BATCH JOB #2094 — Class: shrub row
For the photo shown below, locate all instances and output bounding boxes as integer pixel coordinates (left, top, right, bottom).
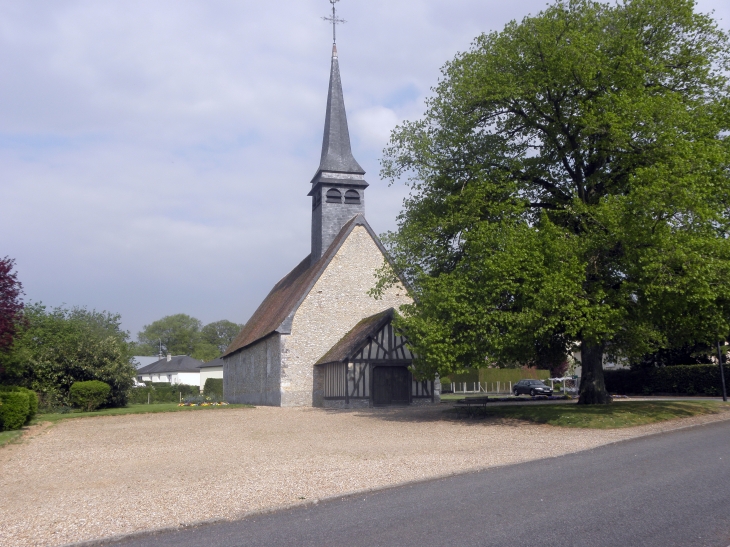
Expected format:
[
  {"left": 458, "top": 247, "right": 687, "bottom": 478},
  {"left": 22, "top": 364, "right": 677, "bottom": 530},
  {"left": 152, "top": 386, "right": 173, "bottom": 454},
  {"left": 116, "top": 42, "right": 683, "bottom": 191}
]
[
  {"left": 70, "top": 380, "right": 111, "bottom": 411},
  {"left": 128, "top": 384, "right": 200, "bottom": 404},
  {"left": 0, "top": 386, "right": 38, "bottom": 431},
  {"left": 443, "top": 368, "right": 550, "bottom": 385},
  {"left": 203, "top": 378, "right": 223, "bottom": 399},
  {"left": 604, "top": 365, "right": 730, "bottom": 396}
]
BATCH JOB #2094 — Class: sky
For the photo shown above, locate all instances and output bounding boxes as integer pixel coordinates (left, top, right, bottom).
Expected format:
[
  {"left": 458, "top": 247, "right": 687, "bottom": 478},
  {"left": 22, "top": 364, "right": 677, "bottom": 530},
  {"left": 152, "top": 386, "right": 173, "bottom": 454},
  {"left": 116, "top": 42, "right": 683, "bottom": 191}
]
[{"left": 2, "top": 0, "right": 729, "bottom": 340}]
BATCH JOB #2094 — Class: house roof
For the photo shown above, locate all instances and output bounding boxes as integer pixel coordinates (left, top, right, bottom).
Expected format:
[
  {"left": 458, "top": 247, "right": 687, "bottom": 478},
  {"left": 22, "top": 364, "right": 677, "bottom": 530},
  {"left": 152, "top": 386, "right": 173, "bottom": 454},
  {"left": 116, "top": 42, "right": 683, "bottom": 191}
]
[
  {"left": 223, "top": 214, "right": 391, "bottom": 358},
  {"left": 199, "top": 357, "right": 224, "bottom": 369},
  {"left": 316, "top": 308, "right": 394, "bottom": 365},
  {"left": 136, "top": 355, "right": 203, "bottom": 374}
]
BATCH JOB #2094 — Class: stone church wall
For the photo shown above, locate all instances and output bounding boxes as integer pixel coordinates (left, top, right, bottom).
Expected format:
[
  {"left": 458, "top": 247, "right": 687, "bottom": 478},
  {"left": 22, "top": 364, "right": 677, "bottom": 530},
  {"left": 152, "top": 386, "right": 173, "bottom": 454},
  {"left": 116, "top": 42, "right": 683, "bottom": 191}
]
[
  {"left": 281, "top": 225, "right": 412, "bottom": 407},
  {"left": 223, "top": 334, "right": 282, "bottom": 406}
]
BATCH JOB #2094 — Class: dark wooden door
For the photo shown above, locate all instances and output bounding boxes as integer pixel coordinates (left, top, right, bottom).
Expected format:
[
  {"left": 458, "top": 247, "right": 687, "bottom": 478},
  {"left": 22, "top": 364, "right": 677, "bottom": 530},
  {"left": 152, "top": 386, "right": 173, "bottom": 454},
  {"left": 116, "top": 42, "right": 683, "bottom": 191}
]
[{"left": 372, "top": 366, "right": 410, "bottom": 406}]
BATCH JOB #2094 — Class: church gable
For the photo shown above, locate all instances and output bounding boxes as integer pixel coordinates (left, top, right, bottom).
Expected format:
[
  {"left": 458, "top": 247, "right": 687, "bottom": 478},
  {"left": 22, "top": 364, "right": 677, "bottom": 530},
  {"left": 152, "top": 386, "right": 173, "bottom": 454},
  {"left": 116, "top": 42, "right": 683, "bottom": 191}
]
[{"left": 279, "top": 223, "right": 411, "bottom": 406}]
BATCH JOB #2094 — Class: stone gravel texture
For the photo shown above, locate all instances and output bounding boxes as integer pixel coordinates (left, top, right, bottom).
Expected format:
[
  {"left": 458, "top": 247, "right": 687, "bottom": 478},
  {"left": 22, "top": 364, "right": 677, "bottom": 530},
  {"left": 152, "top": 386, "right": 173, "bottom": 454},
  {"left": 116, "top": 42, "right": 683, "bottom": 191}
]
[{"left": 1, "top": 404, "right": 728, "bottom": 547}]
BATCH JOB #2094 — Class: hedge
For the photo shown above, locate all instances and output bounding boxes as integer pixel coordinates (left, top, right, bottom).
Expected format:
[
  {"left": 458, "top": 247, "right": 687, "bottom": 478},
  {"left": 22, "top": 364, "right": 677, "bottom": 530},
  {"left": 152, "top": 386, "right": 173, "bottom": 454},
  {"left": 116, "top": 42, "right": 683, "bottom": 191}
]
[
  {"left": 203, "top": 378, "right": 223, "bottom": 399},
  {"left": 0, "top": 386, "right": 38, "bottom": 421},
  {"left": 128, "top": 384, "right": 200, "bottom": 404},
  {"left": 604, "top": 365, "right": 730, "bottom": 396},
  {"left": 0, "top": 391, "right": 30, "bottom": 431},
  {"left": 70, "top": 380, "right": 111, "bottom": 411},
  {"left": 443, "top": 368, "right": 550, "bottom": 385}
]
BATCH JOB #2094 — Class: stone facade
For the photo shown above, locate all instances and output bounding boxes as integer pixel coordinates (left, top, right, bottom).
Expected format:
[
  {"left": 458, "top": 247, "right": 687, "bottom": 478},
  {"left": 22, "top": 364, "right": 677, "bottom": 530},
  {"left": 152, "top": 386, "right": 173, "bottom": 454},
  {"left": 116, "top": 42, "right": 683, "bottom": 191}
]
[
  {"left": 223, "top": 334, "right": 282, "bottom": 406},
  {"left": 280, "top": 225, "right": 412, "bottom": 407}
]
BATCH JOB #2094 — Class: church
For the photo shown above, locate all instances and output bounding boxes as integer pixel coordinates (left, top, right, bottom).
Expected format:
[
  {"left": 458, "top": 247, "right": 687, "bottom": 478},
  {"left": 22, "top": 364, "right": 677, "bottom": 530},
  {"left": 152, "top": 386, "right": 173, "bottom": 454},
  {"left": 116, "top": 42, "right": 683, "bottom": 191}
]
[{"left": 221, "top": 39, "right": 438, "bottom": 408}]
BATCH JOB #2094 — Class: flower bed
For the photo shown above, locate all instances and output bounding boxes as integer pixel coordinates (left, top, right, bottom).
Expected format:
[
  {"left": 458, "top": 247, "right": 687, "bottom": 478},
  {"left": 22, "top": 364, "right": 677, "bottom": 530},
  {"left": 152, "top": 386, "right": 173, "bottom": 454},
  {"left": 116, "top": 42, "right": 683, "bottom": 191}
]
[{"left": 177, "top": 402, "right": 229, "bottom": 407}]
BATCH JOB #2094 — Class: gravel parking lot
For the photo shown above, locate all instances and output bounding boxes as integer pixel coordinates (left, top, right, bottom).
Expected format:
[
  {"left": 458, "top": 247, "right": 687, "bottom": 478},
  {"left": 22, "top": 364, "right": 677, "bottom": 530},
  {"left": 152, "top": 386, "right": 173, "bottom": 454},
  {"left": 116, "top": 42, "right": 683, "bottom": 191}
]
[{"left": 1, "top": 404, "right": 728, "bottom": 547}]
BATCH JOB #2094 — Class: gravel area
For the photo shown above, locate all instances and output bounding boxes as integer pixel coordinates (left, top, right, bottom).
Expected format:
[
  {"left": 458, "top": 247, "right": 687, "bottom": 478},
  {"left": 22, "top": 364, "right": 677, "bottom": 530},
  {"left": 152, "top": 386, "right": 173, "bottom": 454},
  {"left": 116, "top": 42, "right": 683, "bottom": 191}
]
[{"left": 1, "top": 404, "right": 728, "bottom": 547}]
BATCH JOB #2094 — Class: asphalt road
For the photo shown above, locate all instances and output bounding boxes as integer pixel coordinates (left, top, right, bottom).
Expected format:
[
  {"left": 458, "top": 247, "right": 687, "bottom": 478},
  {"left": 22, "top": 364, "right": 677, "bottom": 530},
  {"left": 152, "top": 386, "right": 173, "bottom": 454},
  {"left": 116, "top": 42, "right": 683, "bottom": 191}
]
[{"left": 94, "top": 419, "right": 730, "bottom": 547}]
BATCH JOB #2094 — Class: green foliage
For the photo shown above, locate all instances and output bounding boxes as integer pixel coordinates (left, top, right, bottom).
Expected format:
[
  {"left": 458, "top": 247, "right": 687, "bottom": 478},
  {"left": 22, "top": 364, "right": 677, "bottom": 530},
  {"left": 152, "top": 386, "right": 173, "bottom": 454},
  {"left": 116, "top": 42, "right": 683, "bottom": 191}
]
[
  {"left": 0, "top": 391, "right": 30, "bottom": 431},
  {"left": 377, "top": 0, "right": 730, "bottom": 404},
  {"left": 604, "top": 365, "right": 730, "bottom": 395},
  {"left": 444, "top": 368, "right": 550, "bottom": 385},
  {"left": 2, "top": 303, "right": 135, "bottom": 408},
  {"left": 201, "top": 320, "right": 242, "bottom": 354},
  {"left": 128, "top": 384, "right": 200, "bottom": 404},
  {"left": 135, "top": 316, "right": 242, "bottom": 361},
  {"left": 0, "top": 386, "right": 37, "bottom": 421},
  {"left": 69, "top": 380, "right": 111, "bottom": 411},
  {"left": 203, "top": 378, "right": 223, "bottom": 399}
]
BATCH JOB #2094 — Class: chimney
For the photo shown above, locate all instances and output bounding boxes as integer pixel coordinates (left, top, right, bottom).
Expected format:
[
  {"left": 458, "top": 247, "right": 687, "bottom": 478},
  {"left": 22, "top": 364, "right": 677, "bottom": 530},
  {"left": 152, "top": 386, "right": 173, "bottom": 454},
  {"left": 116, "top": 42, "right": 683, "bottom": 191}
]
[{"left": 166, "top": 354, "right": 172, "bottom": 362}]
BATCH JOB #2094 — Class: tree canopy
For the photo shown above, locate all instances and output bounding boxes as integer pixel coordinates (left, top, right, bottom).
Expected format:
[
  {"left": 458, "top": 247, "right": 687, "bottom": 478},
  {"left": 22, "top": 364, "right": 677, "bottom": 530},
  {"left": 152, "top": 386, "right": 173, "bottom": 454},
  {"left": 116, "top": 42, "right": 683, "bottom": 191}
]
[
  {"left": 135, "top": 315, "right": 242, "bottom": 361},
  {"left": 378, "top": 0, "right": 730, "bottom": 403},
  {"left": 1, "top": 304, "right": 136, "bottom": 408}
]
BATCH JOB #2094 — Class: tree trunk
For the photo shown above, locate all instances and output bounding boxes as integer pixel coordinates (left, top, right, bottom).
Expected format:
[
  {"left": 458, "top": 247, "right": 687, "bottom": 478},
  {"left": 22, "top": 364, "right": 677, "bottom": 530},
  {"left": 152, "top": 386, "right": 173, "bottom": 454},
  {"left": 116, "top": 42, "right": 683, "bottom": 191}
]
[{"left": 578, "top": 340, "right": 611, "bottom": 404}]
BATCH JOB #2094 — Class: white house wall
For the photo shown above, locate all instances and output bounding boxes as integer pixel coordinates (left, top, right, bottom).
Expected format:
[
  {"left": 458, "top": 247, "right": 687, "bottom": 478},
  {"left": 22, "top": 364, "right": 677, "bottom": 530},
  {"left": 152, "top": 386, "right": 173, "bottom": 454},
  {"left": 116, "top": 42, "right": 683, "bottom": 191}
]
[
  {"left": 283, "top": 226, "right": 412, "bottom": 407},
  {"left": 200, "top": 367, "right": 224, "bottom": 391}
]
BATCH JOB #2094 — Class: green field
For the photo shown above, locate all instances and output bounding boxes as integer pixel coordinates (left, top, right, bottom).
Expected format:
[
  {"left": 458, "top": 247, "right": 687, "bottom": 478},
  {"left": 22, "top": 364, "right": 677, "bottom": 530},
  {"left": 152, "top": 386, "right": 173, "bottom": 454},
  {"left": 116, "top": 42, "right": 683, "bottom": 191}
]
[{"left": 452, "top": 400, "right": 727, "bottom": 429}]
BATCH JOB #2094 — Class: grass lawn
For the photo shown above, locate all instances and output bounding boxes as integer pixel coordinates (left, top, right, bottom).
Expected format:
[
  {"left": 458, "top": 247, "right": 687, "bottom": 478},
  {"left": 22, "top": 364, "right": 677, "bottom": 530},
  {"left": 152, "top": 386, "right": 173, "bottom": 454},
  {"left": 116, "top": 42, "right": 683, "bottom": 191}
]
[
  {"left": 0, "top": 403, "right": 253, "bottom": 448},
  {"left": 34, "top": 403, "right": 253, "bottom": 424},
  {"left": 0, "top": 429, "right": 24, "bottom": 448},
  {"left": 453, "top": 400, "right": 728, "bottom": 429}
]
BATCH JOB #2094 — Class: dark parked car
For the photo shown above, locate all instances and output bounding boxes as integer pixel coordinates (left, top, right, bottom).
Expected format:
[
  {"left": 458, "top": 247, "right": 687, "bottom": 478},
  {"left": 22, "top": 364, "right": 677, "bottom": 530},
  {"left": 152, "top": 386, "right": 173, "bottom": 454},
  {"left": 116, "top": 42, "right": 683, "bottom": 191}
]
[{"left": 513, "top": 379, "right": 553, "bottom": 397}]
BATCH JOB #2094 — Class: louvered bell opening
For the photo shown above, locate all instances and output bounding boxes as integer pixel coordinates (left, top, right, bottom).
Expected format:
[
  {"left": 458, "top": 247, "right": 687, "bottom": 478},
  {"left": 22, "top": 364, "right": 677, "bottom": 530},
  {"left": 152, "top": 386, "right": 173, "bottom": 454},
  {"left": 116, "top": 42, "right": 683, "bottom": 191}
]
[
  {"left": 344, "top": 189, "right": 360, "bottom": 204},
  {"left": 326, "top": 188, "right": 342, "bottom": 203}
]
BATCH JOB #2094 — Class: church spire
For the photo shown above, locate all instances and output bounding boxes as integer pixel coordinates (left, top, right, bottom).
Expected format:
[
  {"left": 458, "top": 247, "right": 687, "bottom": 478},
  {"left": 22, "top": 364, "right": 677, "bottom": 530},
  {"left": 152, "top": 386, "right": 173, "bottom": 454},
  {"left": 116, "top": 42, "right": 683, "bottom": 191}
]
[
  {"left": 309, "top": 1, "right": 368, "bottom": 264},
  {"left": 317, "top": 44, "right": 364, "bottom": 175}
]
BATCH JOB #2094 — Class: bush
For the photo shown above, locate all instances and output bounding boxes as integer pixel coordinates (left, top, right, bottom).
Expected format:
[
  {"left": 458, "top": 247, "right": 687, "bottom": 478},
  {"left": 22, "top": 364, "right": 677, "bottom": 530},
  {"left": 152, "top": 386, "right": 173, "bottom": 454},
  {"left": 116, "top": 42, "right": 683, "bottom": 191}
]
[
  {"left": 0, "top": 386, "right": 37, "bottom": 422},
  {"left": 203, "top": 378, "right": 223, "bottom": 399},
  {"left": 604, "top": 365, "right": 730, "bottom": 396},
  {"left": 128, "top": 384, "right": 200, "bottom": 404},
  {"left": 0, "top": 391, "right": 30, "bottom": 431},
  {"left": 70, "top": 380, "right": 111, "bottom": 411}
]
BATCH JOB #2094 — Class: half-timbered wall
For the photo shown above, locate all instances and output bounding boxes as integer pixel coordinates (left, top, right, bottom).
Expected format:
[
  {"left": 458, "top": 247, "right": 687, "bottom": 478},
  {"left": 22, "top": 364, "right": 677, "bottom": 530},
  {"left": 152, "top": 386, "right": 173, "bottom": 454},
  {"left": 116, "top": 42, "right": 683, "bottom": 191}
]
[{"left": 352, "top": 323, "right": 413, "bottom": 362}]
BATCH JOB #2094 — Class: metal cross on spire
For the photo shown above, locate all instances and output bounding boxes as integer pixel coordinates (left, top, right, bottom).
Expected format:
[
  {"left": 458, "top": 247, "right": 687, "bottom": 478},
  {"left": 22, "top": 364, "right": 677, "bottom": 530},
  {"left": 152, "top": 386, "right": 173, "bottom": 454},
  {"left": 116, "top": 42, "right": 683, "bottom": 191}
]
[{"left": 322, "top": 0, "right": 346, "bottom": 44}]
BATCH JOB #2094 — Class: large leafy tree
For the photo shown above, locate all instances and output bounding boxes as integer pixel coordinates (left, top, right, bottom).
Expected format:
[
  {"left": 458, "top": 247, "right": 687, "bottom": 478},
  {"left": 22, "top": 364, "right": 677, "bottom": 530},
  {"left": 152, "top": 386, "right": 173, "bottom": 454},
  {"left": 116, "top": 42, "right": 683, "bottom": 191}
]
[
  {"left": 378, "top": 0, "right": 730, "bottom": 403},
  {"left": 4, "top": 304, "right": 136, "bottom": 407}
]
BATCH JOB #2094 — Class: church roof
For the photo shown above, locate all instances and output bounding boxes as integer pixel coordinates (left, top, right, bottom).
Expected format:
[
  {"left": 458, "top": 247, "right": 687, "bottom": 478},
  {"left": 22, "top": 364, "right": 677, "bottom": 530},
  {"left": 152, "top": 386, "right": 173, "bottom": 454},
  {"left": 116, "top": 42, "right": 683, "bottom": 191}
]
[
  {"left": 315, "top": 308, "right": 394, "bottom": 365},
  {"left": 314, "top": 44, "right": 364, "bottom": 178},
  {"left": 223, "top": 214, "right": 389, "bottom": 358}
]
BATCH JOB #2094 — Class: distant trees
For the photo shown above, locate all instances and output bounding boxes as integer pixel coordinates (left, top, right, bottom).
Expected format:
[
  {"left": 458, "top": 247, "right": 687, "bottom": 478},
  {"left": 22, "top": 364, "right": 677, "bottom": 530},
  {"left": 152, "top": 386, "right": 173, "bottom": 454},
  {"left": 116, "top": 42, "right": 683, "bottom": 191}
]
[{"left": 135, "top": 315, "right": 242, "bottom": 361}]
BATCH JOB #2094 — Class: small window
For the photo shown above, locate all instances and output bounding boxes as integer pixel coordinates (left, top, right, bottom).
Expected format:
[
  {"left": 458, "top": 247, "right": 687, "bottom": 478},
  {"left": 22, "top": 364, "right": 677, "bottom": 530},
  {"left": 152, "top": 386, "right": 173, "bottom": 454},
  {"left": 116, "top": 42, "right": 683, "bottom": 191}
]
[
  {"left": 312, "top": 192, "right": 321, "bottom": 210},
  {"left": 344, "top": 189, "right": 360, "bottom": 204},
  {"left": 326, "top": 188, "right": 342, "bottom": 203}
]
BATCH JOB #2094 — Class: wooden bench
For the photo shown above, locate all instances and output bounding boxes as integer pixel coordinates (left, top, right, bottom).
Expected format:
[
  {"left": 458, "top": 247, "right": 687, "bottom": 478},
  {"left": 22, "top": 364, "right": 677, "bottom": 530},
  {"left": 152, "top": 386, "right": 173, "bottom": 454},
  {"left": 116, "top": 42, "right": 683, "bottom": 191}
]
[{"left": 454, "top": 396, "right": 489, "bottom": 417}]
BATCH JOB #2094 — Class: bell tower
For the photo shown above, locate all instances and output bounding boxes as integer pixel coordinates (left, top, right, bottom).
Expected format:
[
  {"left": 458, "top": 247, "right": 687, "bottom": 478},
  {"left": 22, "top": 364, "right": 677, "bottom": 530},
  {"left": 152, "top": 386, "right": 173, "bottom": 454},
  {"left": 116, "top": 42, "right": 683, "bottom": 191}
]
[{"left": 309, "top": 22, "right": 367, "bottom": 263}]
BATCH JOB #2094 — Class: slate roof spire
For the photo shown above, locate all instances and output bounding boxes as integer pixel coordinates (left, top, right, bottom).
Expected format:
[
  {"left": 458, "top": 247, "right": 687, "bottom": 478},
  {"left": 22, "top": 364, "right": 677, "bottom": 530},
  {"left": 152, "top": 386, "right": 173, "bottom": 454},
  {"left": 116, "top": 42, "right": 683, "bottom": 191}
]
[{"left": 316, "top": 44, "right": 365, "bottom": 176}]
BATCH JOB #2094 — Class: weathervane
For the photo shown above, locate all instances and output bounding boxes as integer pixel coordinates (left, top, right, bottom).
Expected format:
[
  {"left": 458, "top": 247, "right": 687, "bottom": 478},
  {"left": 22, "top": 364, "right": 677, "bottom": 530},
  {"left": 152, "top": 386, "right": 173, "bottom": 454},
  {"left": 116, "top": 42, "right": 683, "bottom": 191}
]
[{"left": 322, "top": 0, "right": 346, "bottom": 44}]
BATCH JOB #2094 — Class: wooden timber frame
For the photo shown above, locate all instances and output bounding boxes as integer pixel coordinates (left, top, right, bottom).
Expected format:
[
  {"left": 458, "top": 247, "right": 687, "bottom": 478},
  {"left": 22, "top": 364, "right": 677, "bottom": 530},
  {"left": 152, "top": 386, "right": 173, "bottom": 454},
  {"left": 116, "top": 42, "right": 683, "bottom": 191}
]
[{"left": 318, "top": 309, "right": 434, "bottom": 406}]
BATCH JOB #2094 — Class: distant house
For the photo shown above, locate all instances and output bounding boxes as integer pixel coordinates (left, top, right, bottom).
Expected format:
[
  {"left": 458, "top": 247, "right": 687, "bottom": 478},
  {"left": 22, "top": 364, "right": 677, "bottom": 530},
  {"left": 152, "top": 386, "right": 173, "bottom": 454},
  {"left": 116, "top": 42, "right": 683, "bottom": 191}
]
[
  {"left": 199, "top": 357, "right": 224, "bottom": 391},
  {"left": 136, "top": 355, "right": 202, "bottom": 386},
  {"left": 132, "top": 356, "right": 158, "bottom": 370}
]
